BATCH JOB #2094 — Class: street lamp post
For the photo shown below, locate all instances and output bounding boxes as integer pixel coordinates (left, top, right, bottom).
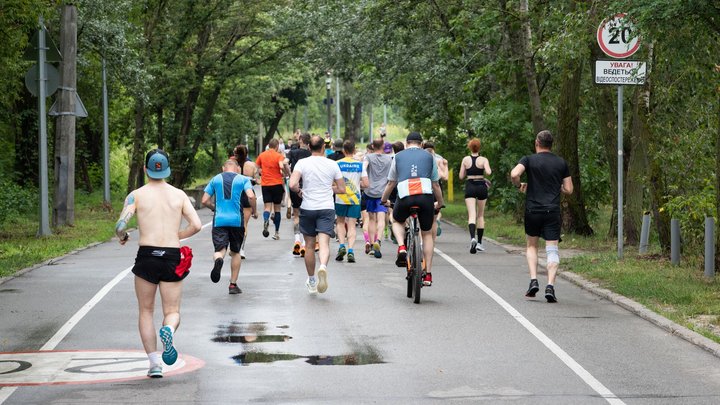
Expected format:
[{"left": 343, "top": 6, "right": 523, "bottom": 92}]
[{"left": 325, "top": 72, "right": 332, "bottom": 136}]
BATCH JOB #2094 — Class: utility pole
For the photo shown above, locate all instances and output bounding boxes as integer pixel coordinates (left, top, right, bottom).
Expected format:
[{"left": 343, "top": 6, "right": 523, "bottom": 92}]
[
  {"left": 102, "top": 58, "right": 110, "bottom": 207},
  {"left": 335, "top": 78, "right": 340, "bottom": 138},
  {"left": 53, "top": 4, "right": 78, "bottom": 226},
  {"left": 325, "top": 72, "right": 332, "bottom": 136},
  {"left": 37, "top": 17, "right": 51, "bottom": 236}
]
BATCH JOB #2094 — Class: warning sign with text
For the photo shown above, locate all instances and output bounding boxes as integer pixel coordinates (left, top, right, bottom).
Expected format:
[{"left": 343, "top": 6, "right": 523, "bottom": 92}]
[{"left": 595, "top": 60, "right": 646, "bottom": 85}]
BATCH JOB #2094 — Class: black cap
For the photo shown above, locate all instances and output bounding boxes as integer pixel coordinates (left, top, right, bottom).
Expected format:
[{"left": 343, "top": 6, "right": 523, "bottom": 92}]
[{"left": 406, "top": 132, "right": 423, "bottom": 143}]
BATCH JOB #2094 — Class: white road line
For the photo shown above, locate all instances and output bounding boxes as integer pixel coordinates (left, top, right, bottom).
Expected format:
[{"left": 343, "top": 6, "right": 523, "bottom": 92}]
[
  {"left": 0, "top": 221, "right": 211, "bottom": 404},
  {"left": 435, "top": 248, "right": 626, "bottom": 405}
]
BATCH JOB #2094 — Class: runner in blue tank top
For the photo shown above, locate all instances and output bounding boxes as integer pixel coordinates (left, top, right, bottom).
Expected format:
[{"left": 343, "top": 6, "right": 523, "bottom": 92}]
[{"left": 202, "top": 159, "right": 256, "bottom": 294}]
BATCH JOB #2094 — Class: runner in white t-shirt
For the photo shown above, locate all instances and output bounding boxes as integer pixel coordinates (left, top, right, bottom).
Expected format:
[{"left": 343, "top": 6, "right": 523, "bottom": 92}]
[{"left": 289, "top": 135, "right": 346, "bottom": 294}]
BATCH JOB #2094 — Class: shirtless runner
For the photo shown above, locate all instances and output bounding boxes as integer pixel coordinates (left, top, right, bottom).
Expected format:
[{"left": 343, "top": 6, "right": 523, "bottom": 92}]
[{"left": 115, "top": 149, "right": 202, "bottom": 378}]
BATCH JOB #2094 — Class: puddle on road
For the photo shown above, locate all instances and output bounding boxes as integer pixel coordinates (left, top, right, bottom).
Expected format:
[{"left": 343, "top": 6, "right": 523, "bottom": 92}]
[
  {"left": 0, "top": 289, "right": 20, "bottom": 294},
  {"left": 233, "top": 343, "right": 385, "bottom": 366},
  {"left": 213, "top": 321, "right": 292, "bottom": 344}
]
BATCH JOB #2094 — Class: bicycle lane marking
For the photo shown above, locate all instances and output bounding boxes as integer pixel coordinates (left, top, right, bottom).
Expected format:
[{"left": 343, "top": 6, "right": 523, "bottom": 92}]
[
  {"left": 435, "top": 248, "right": 626, "bottom": 405},
  {"left": 0, "top": 222, "right": 212, "bottom": 404}
]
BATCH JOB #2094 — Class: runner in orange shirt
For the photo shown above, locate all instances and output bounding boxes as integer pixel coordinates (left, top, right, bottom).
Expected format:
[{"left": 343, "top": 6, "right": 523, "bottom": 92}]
[{"left": 256, "top": 138, "right": 290, "bottom": 240}]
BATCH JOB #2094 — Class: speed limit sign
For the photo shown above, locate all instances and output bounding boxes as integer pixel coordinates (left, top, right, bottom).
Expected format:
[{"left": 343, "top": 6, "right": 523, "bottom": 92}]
[{"left": 597, "top": 13, "right": 640, "bottom": 59}]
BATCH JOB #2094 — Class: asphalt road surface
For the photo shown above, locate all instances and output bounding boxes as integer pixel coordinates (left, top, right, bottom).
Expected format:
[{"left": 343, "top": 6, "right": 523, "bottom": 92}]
[{"left": 2, "top": 195, "right": 720, "bottom": 404}]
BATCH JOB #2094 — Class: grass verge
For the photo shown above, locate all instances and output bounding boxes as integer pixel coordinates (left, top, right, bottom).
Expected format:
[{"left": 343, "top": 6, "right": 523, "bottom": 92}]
[
  {"left": 442, "top": 200, "right": 720, "bottom": 344},
  {"left": 0, "top": 191, "right": 124, "bottom": 278}
]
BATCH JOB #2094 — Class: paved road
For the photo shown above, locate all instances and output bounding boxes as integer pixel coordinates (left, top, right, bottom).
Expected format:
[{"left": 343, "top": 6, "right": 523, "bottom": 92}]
[{"left": 2, "top": 195, "right": 720, "bottom": 404}]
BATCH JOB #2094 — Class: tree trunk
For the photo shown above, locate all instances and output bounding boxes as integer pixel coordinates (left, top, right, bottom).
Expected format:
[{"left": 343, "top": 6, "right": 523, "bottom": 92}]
[
  {"left": 341, "top": 97, "right": 353, "bottom": 140},
  {"left": 625, "top": 87, "right": 650, "bottom": 246},
  {"left": 53, "top": 4, "right": 78, "bottom": 227},
  {"left": 519, "top": 0, "right": 545, "bottom": 134},
  {"left": 352, "top": 101, "right": 362, "bottom": 141},
  {"left": 556, "top": 57, "right": 593, "bottom": 235},
  {"left": 716, "top": 76, "right": 720, "bottom": 269}
]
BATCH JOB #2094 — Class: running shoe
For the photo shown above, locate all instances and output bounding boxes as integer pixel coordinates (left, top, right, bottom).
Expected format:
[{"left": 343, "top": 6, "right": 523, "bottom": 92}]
[
  {"left": 395, "top": 247, "right": 407, "bottom": 268},
  {"left": 240, "top": 249, "right": 246, "bottom": 259},
  {"left": 525, "top": 279, "right": 540, "bottom": 297},
  {"left": 335, "top": 246, "right": 346, "bottom": 261},
  {"left": 147, "top": 365, "right": 163, "bottom": 378},
  {"left": 286, "top": 207, "right": 292, "bottom": 219},
  {"left": 306, "top": 277, "right": 318, "bottom": 294},
  {"left": 545, "top": 285, "right": 557, "bottom": 303},
  {"left": 210, "top": 258, "right": 223, "bottom": 283},
  {"left": 272, "top": 232, "right": 280, "bottom": 240},
  {"left": 300, "top": 246, "right": 306, "bottom": 257},
  {"left": 347, "top": 252, "right": 355, "bottom": 263},
  {"left": 317, "top": 267, "right": 328, "bottom": 293},
  {"left": 478, "top": 243, "right": 485, "bottom": 252},
  {"left": 390, "top": 232, "right": 397, "bottom": 244},
  {"left": 262, "top": 220, "right": 270, "bottom": 237},
  {"left": 422, "top": 272, "right": 433, "bottom": 286},
  {"left": 373, "top": 241, "right": 382, "bottom": 258},
  {"left": 436, "top": 224, "right": 442, "bottom": 236},
  {"left": 292, "top": 242, "right": 301, "bottom": 256},
  {"left": 228, "top": 283, "right": 241, "bottom": 294},
  {"left": 159, "top": 326, "right": 177, "bottom": 365},
  {"left": 470, "top": 238, "right": 478, "bottom": 254},
  {"left": 364, "top": 242, "right": 371, "bottom": 254}
]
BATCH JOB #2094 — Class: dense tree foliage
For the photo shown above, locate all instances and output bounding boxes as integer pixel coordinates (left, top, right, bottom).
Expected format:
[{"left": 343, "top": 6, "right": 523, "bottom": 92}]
[{"left": 1, "top": 0, "right": 719, "bottom": 258}]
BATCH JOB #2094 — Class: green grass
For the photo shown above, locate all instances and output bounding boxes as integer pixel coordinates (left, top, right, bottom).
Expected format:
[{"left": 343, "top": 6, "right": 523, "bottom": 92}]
[
  {"left": 442, "top": 200, "right": 720, "bottom": 343},
  {"left": 0, "top": 191, "right": 124, "bottom": 278}
]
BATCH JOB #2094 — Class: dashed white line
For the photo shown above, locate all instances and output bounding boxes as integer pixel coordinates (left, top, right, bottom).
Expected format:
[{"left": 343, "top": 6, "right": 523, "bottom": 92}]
[{"left": 435, "top": 248, "right": 626, "bottom": 405}]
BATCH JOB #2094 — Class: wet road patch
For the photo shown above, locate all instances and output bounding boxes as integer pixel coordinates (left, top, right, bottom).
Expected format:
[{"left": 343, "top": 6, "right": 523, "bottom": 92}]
[
  {"left": 213, "top": 321, "right": 291, "bottom": 344},
  {"left": 233, "top": 343, "right": 385, "bottom": 366}
]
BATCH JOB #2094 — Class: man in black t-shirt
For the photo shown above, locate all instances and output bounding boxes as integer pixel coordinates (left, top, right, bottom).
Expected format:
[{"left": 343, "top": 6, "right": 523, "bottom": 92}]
[
  {"left": 510, "top": 130, "right": 573, "bottom": 303},
  {"left": 286, "top": 133, "right": 313, "bottom": 256}
]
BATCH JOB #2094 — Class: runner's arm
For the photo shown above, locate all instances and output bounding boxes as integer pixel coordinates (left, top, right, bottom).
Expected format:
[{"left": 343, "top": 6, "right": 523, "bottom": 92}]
[
  {"left": 510, "top": 163, "right": 526, "bottom": 192},
  {"left": 432, "top": 181, "right": 444, "bottom": 208},
  {"left": 458, "top": 157, "right": 468, "bottom": 180},
  {"left": 115, "top": 193, "right": 136, "bottom": 244},
  {"left": 381, "top": 180, "right": 397, "bottom": 205},
  {"left": 332, "top": 177, "right": 346, "bottom": 195},
  {"left": 483, "top": 156, "right": 492, "bottom": 176},
  {"left": 561, "top": 176, "right": 574, "bottom": 195},
  {"left": 246, "top": 188, "right": 258, "bottom": 218},
  {"left": 289, "top": 168, "right": 302, "bottom": 194},
  {"left": 201, "top": 192, "right": 215, "bottom": 211},
  {"left": 179, "top": 195, "right": 202, "bottom": 240}
]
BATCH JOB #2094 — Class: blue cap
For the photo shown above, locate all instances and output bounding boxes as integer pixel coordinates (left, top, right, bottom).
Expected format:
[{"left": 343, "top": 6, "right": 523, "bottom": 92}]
[{"left": 145, "top": 150, "right": 171, "bottom": 179}]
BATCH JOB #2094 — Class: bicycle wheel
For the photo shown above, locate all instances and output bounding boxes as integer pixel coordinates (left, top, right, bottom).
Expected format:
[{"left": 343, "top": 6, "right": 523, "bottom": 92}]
[
  {"left": 405, "top": 226, "right": 413, "bottom": 298},
  {"left": 413, "top": 223, "right": 423, "bottom": 304}
]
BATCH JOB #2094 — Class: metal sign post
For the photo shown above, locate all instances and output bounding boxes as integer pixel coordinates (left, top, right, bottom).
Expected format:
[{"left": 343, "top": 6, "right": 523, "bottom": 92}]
[
  {"left": 102, "top": 58, "right": 111, "bottom": 205},
  {"left": 37, "top": 17, "right": 51, "bottom": 236},
  {"left": 596, "top": 13, "right": 642, "bottom": 259}
]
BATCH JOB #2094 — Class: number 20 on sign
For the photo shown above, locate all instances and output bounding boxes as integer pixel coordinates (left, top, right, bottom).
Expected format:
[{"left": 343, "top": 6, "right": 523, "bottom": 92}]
[{"left": 597, "top": 13, "right": 640, "bottom": 59}]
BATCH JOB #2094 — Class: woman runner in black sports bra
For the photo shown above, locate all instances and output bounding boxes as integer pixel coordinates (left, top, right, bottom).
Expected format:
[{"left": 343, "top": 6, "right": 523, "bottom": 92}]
[{"left": 459, "top": 138, "right": 492, "bottom": 254}]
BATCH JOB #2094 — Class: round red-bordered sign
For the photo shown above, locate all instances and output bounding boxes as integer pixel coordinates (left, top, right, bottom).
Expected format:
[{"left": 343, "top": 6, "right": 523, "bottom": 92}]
[{"left": 597, "top": 13, "right": 640, "bottom": 59}]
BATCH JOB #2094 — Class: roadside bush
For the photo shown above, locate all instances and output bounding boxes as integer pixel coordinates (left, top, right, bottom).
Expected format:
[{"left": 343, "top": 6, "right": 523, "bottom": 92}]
[
  {"left": 662, "top": 182, "right": 715, "bottom": 253},
  {"left": 0, "top": 180, "right": 37, "bottom": 225}
]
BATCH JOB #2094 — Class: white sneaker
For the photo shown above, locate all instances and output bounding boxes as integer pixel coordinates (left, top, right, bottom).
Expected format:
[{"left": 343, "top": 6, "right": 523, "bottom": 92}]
[
  {"left": 317, "top": 267, "right": 328, "bottom": 293},
  {"left": 240, "top": 249, "right": 246, "bottom": 259},
  {"left": 306, "top": 278, "right": 318, "bottom": 294},
  {"left": 478, "top": 243, "right": 485, "bottom": 252},
  {"left": 147, "top": 365, "right": 163, "bottom": 378},
  {"left": 470, "top": 238, "right": 477, "bottom": 254}
]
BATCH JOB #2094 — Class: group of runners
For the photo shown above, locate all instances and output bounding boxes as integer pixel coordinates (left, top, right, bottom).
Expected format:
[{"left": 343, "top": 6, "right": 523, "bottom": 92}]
[{"left": 115, "top": 129, "right": 572, "bottom": 378}]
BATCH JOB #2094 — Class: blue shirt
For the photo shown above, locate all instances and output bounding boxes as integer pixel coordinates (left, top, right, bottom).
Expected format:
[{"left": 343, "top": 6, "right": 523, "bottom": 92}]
[{"left": 204, "top": 172, "right": 253, "bottom": 227}]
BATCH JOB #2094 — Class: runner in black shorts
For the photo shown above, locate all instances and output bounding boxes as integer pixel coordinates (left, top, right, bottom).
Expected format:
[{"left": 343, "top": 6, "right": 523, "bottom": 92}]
[
  {"left": 212, "top": 227, "right": 244, "bottom": 253},
  {"left": 511, "top": 130, "right": 573, "bottom": 303},
  {"left": 459, "top": 138, "right": 493, "bottom": 254},
  {"left": 132, "top": 246, "right": 187, "bottom": 284},
  {"left": 261, "top": 184, "right": 285, "bottom": 206}
]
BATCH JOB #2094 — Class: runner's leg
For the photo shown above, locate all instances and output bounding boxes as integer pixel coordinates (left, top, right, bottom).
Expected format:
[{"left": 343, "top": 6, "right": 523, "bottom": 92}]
[
  {"left": 135, "top": 276, "right": 158, "bottom": 354},
  {"left": 526, "top": 235, "right": 539, "bottom": 280}
]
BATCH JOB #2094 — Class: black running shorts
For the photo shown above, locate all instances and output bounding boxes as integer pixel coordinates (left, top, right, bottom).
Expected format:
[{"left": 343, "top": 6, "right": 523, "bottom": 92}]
[
  {"left": 261, "top": 184, "right": 285, "bottom": 205},
  {"left": 393, "top": 194, "right": 435, "bottom": 232},
  {"left": 212, "top": 226, "right": 244, "bottom": 253},
  {"left": 289, "top": 189, "right": 303, "bottom": 209},
  {"left": 132, "top": 246, "right": 185, "bottom": 284},
  {"left": 465, "top": 179, "right": 488, "bottom": 200},
  {"left": 524, "top": 209, "right": 561, "bottom": 241}
]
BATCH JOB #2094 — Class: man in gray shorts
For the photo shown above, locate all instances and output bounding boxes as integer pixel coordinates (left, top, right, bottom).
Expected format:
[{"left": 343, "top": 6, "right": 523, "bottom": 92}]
[
  {"left": 289, "top": 135, "right": 346, "bottom": 294},
  {"left": 115, "top": 149, "right": 202, "bottom": 378}
]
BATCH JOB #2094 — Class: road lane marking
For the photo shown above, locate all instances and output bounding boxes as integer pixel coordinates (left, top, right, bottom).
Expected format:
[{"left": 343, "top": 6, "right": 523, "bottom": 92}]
[
  {"left": 435, "top": 248, "right": 626, "bottom": 405},
  {"left": 0, "top": 221, "right": 211, "bottom": 404}
]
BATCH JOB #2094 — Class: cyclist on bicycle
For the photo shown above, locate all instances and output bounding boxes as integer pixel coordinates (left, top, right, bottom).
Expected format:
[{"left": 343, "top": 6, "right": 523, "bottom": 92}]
[{"left": 381, "top": 132, "right": 443, "bottom": 286}]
